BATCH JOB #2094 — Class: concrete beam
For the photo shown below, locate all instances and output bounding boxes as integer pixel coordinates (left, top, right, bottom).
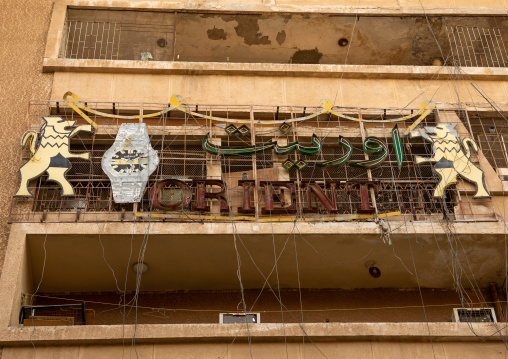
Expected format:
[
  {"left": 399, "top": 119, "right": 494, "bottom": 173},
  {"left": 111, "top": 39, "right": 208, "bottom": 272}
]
[
  {"left": 58, "top": 0, "right": 508, "bottom": 17},
  {"left": 42, "top": 58, "right": 508, "bottom": 81},
  {"left": 0, "top": 322, "right": 506, "bottom": 346},
  {"left": 11, "top": 221, "right": 508, "bottom": 236}
]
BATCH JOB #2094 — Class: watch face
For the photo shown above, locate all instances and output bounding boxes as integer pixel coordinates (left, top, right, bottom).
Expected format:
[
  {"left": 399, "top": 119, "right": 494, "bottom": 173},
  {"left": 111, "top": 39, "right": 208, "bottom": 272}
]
[{"left": 111, "top": 150, "right": 149, "bottom": 174}]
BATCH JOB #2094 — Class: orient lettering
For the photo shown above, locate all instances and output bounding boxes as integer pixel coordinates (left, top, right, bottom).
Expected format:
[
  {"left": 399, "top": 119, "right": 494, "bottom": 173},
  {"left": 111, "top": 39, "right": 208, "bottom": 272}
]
[
  {"left": 346, "top": 181, "right": 380, "bottom": 214},
  {"left": 150, "top": 179, "right": 192, "bottom": 210},
  {"left": 149, "top": 179, "right": 382, "bottom": 215},
  {"left": 260, "top": 181, "right": 297, "bottom": 214},
  {"left": 193, "top": 180, "right": 229, "bottom": 212},
  {"left": 238, "top": 180, "right": 255, "bottom": 214},
  {"left": 304, "top": 182, "right": 339, "bottom": 214}
]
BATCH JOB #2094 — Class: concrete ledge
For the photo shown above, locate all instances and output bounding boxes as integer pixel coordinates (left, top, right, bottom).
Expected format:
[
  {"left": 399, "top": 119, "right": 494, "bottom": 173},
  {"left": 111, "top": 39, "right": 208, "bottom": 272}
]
[
  {"left": 0, "top": 322, "right": 506, "bottom": 346},
  {"left": 62, "top": 0, "right": 508, "bottom": 16},
  {"left": 42, "top": 58, "right": 508, "bottom": 80},
  {"left": 9, "top": 221, "right": 508, "bottom": 237}
]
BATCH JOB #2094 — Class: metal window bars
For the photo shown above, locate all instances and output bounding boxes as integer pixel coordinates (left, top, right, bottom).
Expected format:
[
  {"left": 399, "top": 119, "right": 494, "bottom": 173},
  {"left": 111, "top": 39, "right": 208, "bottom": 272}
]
[
  {"left": 446, "top": 25, "right": 508, "bottom": 68},
  {"left": 61, "top": 10, "right": 178, "bottom": 61},
  {"left": 62, "top": 20, "right": 122, "bottom": 60}
]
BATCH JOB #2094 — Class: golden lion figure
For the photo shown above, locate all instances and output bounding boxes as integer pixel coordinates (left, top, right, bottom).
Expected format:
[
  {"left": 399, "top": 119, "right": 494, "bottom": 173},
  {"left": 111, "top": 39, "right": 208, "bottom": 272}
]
[
  {"left": 410, "top": 123, "right": 490, "bottom": 199},
  {"left": 15, "top": 117, "right": 92, "bottom": 197}
]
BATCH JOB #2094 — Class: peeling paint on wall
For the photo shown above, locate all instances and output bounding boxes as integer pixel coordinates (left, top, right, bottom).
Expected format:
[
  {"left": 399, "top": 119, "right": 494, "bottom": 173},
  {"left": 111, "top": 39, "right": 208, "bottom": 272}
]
[
  {"left": 410, "top": 17, "right": 445, "bottom": 66},
  {"left": 276, "top": 30, "right": 286, "bottom": 45},
  {"left": 224, "top": 15, "right": 271, "bottom": 46},
  {"left": 176, "top": 13, "right": 454, "bottom": 65},
  {"left": 291, "top": 48, "right": 323, "bottom": 64},
  {"left": 207, "top": 27, "right": 227, "bottom": 40}
]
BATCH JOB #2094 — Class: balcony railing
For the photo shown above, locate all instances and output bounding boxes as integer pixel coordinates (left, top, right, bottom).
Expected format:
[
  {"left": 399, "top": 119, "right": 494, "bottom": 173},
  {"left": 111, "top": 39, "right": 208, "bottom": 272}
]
[{"left": 9, "top": 99, "right": 502, "bottom": 223}]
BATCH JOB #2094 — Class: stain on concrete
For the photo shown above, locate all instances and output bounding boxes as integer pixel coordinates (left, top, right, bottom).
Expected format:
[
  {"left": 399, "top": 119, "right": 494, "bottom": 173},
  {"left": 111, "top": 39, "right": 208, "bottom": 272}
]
[
  {"left": 410, "top": 17, "right": 445, "bottom": 66},
  {"left": 276, "top": 30, "right": 286, "bottom": 46},
  {"left": 291, "top": 48, "right": 323, "bottom": 64},
  {"left": 220, "top": 14, "right": 237, "bottom": 23},
  {"left": 207, "top": 27, "right": 227, "bottom": 41},
  {"left": 220, "top": 15, "right": 271, "bottom": 46}
]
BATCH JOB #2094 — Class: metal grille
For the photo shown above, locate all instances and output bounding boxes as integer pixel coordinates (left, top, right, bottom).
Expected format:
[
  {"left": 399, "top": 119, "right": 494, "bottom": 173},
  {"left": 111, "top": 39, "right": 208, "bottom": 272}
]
[
  {"left": 455, "top": 308, "right": 495, "bottom": 323},
  {"left": 466, "top": 112, "right": 508, "bottom": 173},
  {"left": 446, "top": 25, "right": 508, "bottom": 67},
  {"left": 220, "top": 313, "right": 259, "bottom": 324}
]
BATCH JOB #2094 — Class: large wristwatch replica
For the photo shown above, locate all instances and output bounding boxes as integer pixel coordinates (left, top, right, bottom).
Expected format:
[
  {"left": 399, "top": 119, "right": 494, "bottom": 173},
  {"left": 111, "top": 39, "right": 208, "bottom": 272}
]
[{"left": 102, "top": 123, "right": 159, "bottom": 203}]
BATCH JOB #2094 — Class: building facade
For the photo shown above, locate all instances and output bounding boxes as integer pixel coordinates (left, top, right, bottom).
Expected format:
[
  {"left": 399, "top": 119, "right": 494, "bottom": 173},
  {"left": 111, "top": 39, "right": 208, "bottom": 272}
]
[{"left": 0, "top": 0, "right": 508, "bottom": 358}]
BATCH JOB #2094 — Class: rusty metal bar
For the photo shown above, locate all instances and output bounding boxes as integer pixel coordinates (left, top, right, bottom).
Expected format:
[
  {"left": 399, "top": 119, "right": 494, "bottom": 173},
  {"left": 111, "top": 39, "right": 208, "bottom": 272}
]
[
  {"left": 172, "top": 12, "right": 177, "bottom": 62},
  {"left": 490, "top": 282, "right": 506, "bottom": 322}
]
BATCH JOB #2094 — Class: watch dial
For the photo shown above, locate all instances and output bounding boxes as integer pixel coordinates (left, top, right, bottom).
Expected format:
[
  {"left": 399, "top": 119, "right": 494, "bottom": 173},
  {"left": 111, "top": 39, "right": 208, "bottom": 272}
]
[{"left": 111, "top": 150, "right": 149, "bottom": 174}]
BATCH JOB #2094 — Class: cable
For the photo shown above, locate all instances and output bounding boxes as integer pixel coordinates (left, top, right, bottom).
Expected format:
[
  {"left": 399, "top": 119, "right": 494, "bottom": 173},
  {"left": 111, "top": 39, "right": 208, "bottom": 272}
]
[
  {"left": 443, "top": 65, "right": 508, "bottom": 348},
  {"left": 27, "top": 293, "right": 508, "bottom": 314},
  {"left": 28, "top": 222, "right": 49, "bottom": 359},
  {"left": 411, "top": 2, "right": 508, "bottom": 351}
]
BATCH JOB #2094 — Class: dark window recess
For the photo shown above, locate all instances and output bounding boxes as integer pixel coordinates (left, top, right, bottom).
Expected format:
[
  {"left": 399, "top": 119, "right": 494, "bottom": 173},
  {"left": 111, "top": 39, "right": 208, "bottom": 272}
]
[
  {"left": 221, "top": 313, "right": 259, "bottom": 324},
  {"left": 19, "top": 303, "right": 87, "bottom": 325},
  {"left": 455, "top": 308, "right": 495, "bottom": 323}
]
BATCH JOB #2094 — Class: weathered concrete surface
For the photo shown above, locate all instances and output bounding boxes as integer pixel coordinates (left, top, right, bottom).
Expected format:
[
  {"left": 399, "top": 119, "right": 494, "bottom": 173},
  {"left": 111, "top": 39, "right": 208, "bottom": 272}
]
[
  {"left": 12, "top": 220, "right": 507, "bottom": 236},
  {"left": 2, "top": 341, "right": 507, "bottom": 359},
  {"left": 174, "top": 13, "right": 449, "bottom": 65},
  {"left": 42, "top": 58, "right": 508, "bottom": 81},
  {"left": 46, "top": 4, "right": 508, "bottom": 66},
  {"left": 1, "top": 1, "right": 508, "bottom": 358},
  {"left": 0, "top": 322, "right": 507, "bottom": 345},
  {"left": 49, "top": 71, "right": 508, "bottom": 109},
  {"left": 1, "top": 221, "right": 506, "bottom": 294},
  {"left": 0, "top": 0, "right": 54, "bottom": 277},
  {"left": 1, "top": 341, "right": 507, "bottom": 359},
  {"left": 43, "top": 0, "right": 508, "bottom": 24}
]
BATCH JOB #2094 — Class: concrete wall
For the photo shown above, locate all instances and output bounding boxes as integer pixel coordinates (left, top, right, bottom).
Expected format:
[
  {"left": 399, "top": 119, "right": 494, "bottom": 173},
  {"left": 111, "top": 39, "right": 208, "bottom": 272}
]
[
  {"left": 2, "top": 0, "right": 508, "bottom": 356},
  {"left": 50, "top": 72, "right": 508, "bottom": 108},
  {"left": 2, "top": 341, "right": 508, "bottom": 359},
  {"left": 0, "top": 0, "right": 55, "bottom": 273}
]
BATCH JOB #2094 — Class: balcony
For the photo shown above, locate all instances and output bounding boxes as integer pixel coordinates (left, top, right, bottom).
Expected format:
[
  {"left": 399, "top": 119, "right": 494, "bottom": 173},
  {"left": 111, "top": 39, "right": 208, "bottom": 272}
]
[
  {"left": 42, "top": 7, "right": 508, "bottom": 81},
  {"left": 59, "top": 9, "right": 508, "bottom": 68},
  {"left": 2, "top": 99, "right": 507, "bottom": 353},
  {"left": 9, "top": 97, "right": 506, "bottom": 224}
]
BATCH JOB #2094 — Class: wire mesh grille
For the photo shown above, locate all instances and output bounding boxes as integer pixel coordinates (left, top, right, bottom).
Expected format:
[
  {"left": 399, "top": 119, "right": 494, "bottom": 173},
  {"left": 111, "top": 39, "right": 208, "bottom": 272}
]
[{"left": 456, "top": 308, "right": 495, "bottom": 323}]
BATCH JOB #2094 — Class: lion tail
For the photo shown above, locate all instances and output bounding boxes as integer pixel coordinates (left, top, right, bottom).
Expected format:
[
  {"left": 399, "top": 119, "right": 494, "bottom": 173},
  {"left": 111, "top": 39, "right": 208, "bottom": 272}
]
[
  {"left": 462, "top": 137, "right": 479, "bottom": 159},
  {"left": 21, "top": 131, "right": 38, "bottom": 157}
]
